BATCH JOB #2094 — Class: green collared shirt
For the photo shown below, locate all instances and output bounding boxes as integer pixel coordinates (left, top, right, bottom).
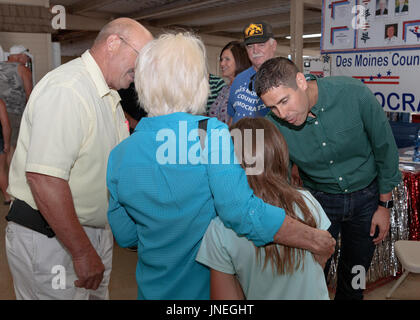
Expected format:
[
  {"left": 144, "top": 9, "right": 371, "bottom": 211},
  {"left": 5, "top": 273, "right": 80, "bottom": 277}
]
[{"left": 267, "top": 75, "right": 401, "bottom": 195}]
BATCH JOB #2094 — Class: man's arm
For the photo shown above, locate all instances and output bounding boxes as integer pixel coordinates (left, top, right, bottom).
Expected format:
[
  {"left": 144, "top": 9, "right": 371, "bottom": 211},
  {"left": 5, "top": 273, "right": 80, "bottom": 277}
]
[
  {"left": 207, "top": 119, "right": 336, "bottom": 258},
  {"left": 358, "top": 84, "right": 401, "bottom": 244},
  {"left": 273, "top": 215, "right": 335, "bottom": 258},
  {"left": 26, "top": 172, "right": 105, "bottom": 290},
  {"left": 370, "top": 192, "right": 392, "bottom": 244},
  {"left": 0, "top": 100, "right": 11, "bottom": 153},
  {"left": 18, "top": 65, "right": 33, "bottom": 101}
]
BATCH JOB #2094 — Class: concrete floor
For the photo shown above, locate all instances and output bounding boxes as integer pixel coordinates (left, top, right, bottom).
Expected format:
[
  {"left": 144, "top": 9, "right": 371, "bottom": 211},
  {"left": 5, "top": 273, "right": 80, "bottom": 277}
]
[{"left": 1, "top": 200, "right": 419, "bottom": 300}]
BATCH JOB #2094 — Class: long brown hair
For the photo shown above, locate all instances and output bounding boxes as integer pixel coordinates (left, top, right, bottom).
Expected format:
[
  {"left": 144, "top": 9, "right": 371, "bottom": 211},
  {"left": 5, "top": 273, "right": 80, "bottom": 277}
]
[
  {"left": 220, "top": 41, "right": 251, "bottom": 76},
  {"left": 230, "top": 117, "right": 318, "bottom": 274}
]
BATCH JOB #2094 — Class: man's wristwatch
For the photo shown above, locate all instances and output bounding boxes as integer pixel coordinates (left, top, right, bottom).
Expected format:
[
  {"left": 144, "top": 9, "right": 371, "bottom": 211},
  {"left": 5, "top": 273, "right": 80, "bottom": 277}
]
[{"left": 378, "top": 200, "right": 394, "bottom": 209}]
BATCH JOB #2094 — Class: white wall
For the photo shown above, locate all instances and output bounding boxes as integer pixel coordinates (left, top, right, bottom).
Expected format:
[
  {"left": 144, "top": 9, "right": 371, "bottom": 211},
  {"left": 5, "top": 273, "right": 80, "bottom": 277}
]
[
  {"left": 0, "top": 0, "right": 51, "bottom": 84},
  {"left": 0, "top": 32, "right": 53, "bottom": 84}
]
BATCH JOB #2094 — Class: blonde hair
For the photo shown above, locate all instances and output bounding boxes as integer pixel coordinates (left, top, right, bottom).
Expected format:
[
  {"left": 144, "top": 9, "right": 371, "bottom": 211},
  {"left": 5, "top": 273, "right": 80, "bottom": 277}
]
[{"left": 134, "top": 32, "right": 209, "bottom": 117}]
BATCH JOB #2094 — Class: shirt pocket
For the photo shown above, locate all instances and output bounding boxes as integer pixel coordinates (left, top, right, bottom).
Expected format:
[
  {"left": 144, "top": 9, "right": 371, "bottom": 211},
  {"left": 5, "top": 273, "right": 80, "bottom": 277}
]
[{"left": 334, "top": 121, "right": 369, "bottom": 157}]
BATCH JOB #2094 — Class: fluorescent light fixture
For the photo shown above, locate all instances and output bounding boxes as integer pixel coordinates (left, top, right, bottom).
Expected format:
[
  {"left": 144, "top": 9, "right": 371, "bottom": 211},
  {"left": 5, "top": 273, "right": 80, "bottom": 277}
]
[
  {"left": 287, "top": 55, "right": 314, "bottom": 59},
  {"left": 285, "top": 33, "right": 322, "bottom": 39}
]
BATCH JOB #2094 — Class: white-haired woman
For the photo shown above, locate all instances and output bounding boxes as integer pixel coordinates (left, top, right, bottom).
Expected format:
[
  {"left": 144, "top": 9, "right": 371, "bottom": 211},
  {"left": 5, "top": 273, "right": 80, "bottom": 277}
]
[{"left": 106, "top": 32, "right": 335, "bottom": 300}]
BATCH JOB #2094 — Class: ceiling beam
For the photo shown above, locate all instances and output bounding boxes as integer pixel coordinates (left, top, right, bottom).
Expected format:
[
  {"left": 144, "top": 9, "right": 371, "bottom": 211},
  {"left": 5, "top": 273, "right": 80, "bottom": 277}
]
[
  {"left": 53, "top": 30, "right": 98, "bottom": 43},
  {"left": 290, "top": 0, "right": 304, "bottom": 70},
  {"left": 277, "top": 37, "right": 321, "bottom": 44},
  {"left": 198, "top": 10, "right": 320, "bottom": 34},
  {"left": 151, "top": 0, "right": 288, "bottom": 27},
  {"left": 202, "top": 22, "right": 321, "bottom": 41},
  {"left": 129, "top": 0, "right": 225, "bottom": 20},
  {"left": 304, "top": 0, "right": 323, "bottom": 10},
  {"left": 198, "top": 14, "right": 284, "bottom": 34},
  {"left": 65, "top": 14, "right": 110, "bottom": 31},
  {"left": 274, "top": 23, "right": 321, "bottom": 37},
  {"left": 68, "top": 0, "right": 115, "bottom": 15}
]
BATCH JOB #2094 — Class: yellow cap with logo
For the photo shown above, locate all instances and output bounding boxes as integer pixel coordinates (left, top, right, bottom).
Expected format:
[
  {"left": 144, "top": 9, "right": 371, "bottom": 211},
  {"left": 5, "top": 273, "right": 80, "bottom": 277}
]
[{"left": 243, "top": 22, "right": 274, "bottom": 45}]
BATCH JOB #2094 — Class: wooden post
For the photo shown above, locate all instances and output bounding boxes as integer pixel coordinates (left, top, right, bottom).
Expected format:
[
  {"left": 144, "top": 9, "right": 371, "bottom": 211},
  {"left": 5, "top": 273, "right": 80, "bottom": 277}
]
[{"left": 290, "top": 0, "right": 304, "bottom": 71}]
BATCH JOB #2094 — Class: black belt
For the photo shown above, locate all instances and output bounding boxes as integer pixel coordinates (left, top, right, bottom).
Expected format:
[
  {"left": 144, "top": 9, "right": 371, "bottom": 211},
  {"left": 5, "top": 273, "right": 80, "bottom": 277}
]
[{"left": 5, "top": 199, "right": 55, "bottom": 238}]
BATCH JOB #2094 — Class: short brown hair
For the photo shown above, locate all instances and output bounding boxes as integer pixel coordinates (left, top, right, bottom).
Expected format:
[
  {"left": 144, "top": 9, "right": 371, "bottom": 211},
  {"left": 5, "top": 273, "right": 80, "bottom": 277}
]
[{"left": 254, "top": 57, "right": 300, "bottom": 97}]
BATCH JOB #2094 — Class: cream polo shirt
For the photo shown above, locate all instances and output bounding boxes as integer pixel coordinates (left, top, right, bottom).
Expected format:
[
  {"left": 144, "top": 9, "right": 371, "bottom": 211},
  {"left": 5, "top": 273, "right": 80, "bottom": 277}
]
[{"left": 7, "top": 50, "right": 129, "bottom": 228}]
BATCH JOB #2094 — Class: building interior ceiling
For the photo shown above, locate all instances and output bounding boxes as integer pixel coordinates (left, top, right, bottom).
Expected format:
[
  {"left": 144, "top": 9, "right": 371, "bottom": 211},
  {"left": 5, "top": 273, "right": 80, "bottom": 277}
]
[{"left": 50, "top": 0, "right": 323, "bottom": 50}]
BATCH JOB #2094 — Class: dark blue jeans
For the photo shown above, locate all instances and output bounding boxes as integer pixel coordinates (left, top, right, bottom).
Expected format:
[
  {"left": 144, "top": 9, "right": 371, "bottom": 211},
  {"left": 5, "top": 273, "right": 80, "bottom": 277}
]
[{"left": 308, "top": 180, "right": 379, "bottom": 300}]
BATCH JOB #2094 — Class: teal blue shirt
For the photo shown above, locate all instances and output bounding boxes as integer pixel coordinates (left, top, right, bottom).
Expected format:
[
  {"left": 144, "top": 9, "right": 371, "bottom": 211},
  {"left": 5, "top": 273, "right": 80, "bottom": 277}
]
[
  {"left": 267, "top": 75, "right": 401, "bottom": 194},
  {"left": 106, "top": 113, "right": 285, "bottom": 299}
]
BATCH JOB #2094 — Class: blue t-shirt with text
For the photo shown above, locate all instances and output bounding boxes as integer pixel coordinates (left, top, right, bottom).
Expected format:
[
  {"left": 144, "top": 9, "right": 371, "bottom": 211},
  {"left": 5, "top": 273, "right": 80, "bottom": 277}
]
[{"left": 227, "top": 67, "right": 269, "bottom": 124}]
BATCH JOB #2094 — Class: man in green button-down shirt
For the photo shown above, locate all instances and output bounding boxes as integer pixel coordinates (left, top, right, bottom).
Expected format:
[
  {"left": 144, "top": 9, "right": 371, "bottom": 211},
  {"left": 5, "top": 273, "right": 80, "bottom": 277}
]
[{"left": 254, "top": 57, "right": 401, "bottom": 300}]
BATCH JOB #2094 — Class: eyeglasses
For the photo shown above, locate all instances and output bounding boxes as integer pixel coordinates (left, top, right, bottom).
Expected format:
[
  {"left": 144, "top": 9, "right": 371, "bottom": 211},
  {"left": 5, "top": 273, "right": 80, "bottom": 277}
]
[{"left": 119, "top": 36, "right": 139, "bottom": 55}]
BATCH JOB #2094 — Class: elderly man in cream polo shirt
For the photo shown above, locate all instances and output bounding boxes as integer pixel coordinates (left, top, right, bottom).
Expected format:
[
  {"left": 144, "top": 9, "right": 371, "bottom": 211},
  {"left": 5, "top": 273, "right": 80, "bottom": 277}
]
[{"left": 5, "top": 18, "right": 153, "bottom": 300}]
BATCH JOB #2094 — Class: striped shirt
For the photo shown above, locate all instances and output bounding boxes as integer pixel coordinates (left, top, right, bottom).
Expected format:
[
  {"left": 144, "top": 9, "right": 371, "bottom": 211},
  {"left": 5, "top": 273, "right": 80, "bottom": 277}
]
[{"left": 206, "top": 74, "right": 226, "bottom": 114}]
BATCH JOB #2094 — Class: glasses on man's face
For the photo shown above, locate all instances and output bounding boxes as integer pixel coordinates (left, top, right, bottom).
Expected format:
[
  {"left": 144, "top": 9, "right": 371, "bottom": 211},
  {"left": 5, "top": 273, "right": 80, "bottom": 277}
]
[{"left": 119, "top": 36, "right": 139, "bottom": 55}]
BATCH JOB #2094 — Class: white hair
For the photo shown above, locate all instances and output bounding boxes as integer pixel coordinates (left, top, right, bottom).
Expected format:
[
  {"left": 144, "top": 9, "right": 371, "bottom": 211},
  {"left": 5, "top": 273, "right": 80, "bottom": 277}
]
[{"left": 134, "top": 32, "right": 209, "bottom": 117}]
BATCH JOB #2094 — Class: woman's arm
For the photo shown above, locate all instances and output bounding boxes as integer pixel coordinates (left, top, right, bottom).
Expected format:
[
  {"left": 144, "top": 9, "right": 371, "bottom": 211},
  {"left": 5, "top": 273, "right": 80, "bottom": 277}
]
[
  {"left": 206, "top": 119, "right": 335, "bottom": 256},
  {"left": 210, "top": 269, "right": 245, "bottom": 300},
  {"left": 106, "top": 152, "right": 138, "bottom": 248}
]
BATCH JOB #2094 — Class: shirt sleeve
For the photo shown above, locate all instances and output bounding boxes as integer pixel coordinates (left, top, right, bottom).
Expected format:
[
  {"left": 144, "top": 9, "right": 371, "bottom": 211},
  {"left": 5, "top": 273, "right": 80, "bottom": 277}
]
[
  {"left": 205, "top": 118, "right": 285, "bottom": 247},
  {"left": 301, "top": 191, "right": 331, "bottom": 231},
  {"left": 196, "top": 218, "right": 236, "bottom": 274},
  {"left": 25, "top": 85, "right": 90, "bottom": 180},
  {"left": 106, "top": 148, "right": 138, "bottom": 248},
  {"left": 358, "top": 84, "right": 402, "bottom": 194}
]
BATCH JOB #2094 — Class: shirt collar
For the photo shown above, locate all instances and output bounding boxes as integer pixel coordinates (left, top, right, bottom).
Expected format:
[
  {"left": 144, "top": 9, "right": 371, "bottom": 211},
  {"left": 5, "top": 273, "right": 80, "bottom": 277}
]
[
  {"left": 304, "top": 74, "right": 327, "bottom": 119},
  {"left": 81, "top": 50, "right": 111, "bottom": 97},
  {"left": 81, "top": 50, "right": 121, "bottom": 108}
]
